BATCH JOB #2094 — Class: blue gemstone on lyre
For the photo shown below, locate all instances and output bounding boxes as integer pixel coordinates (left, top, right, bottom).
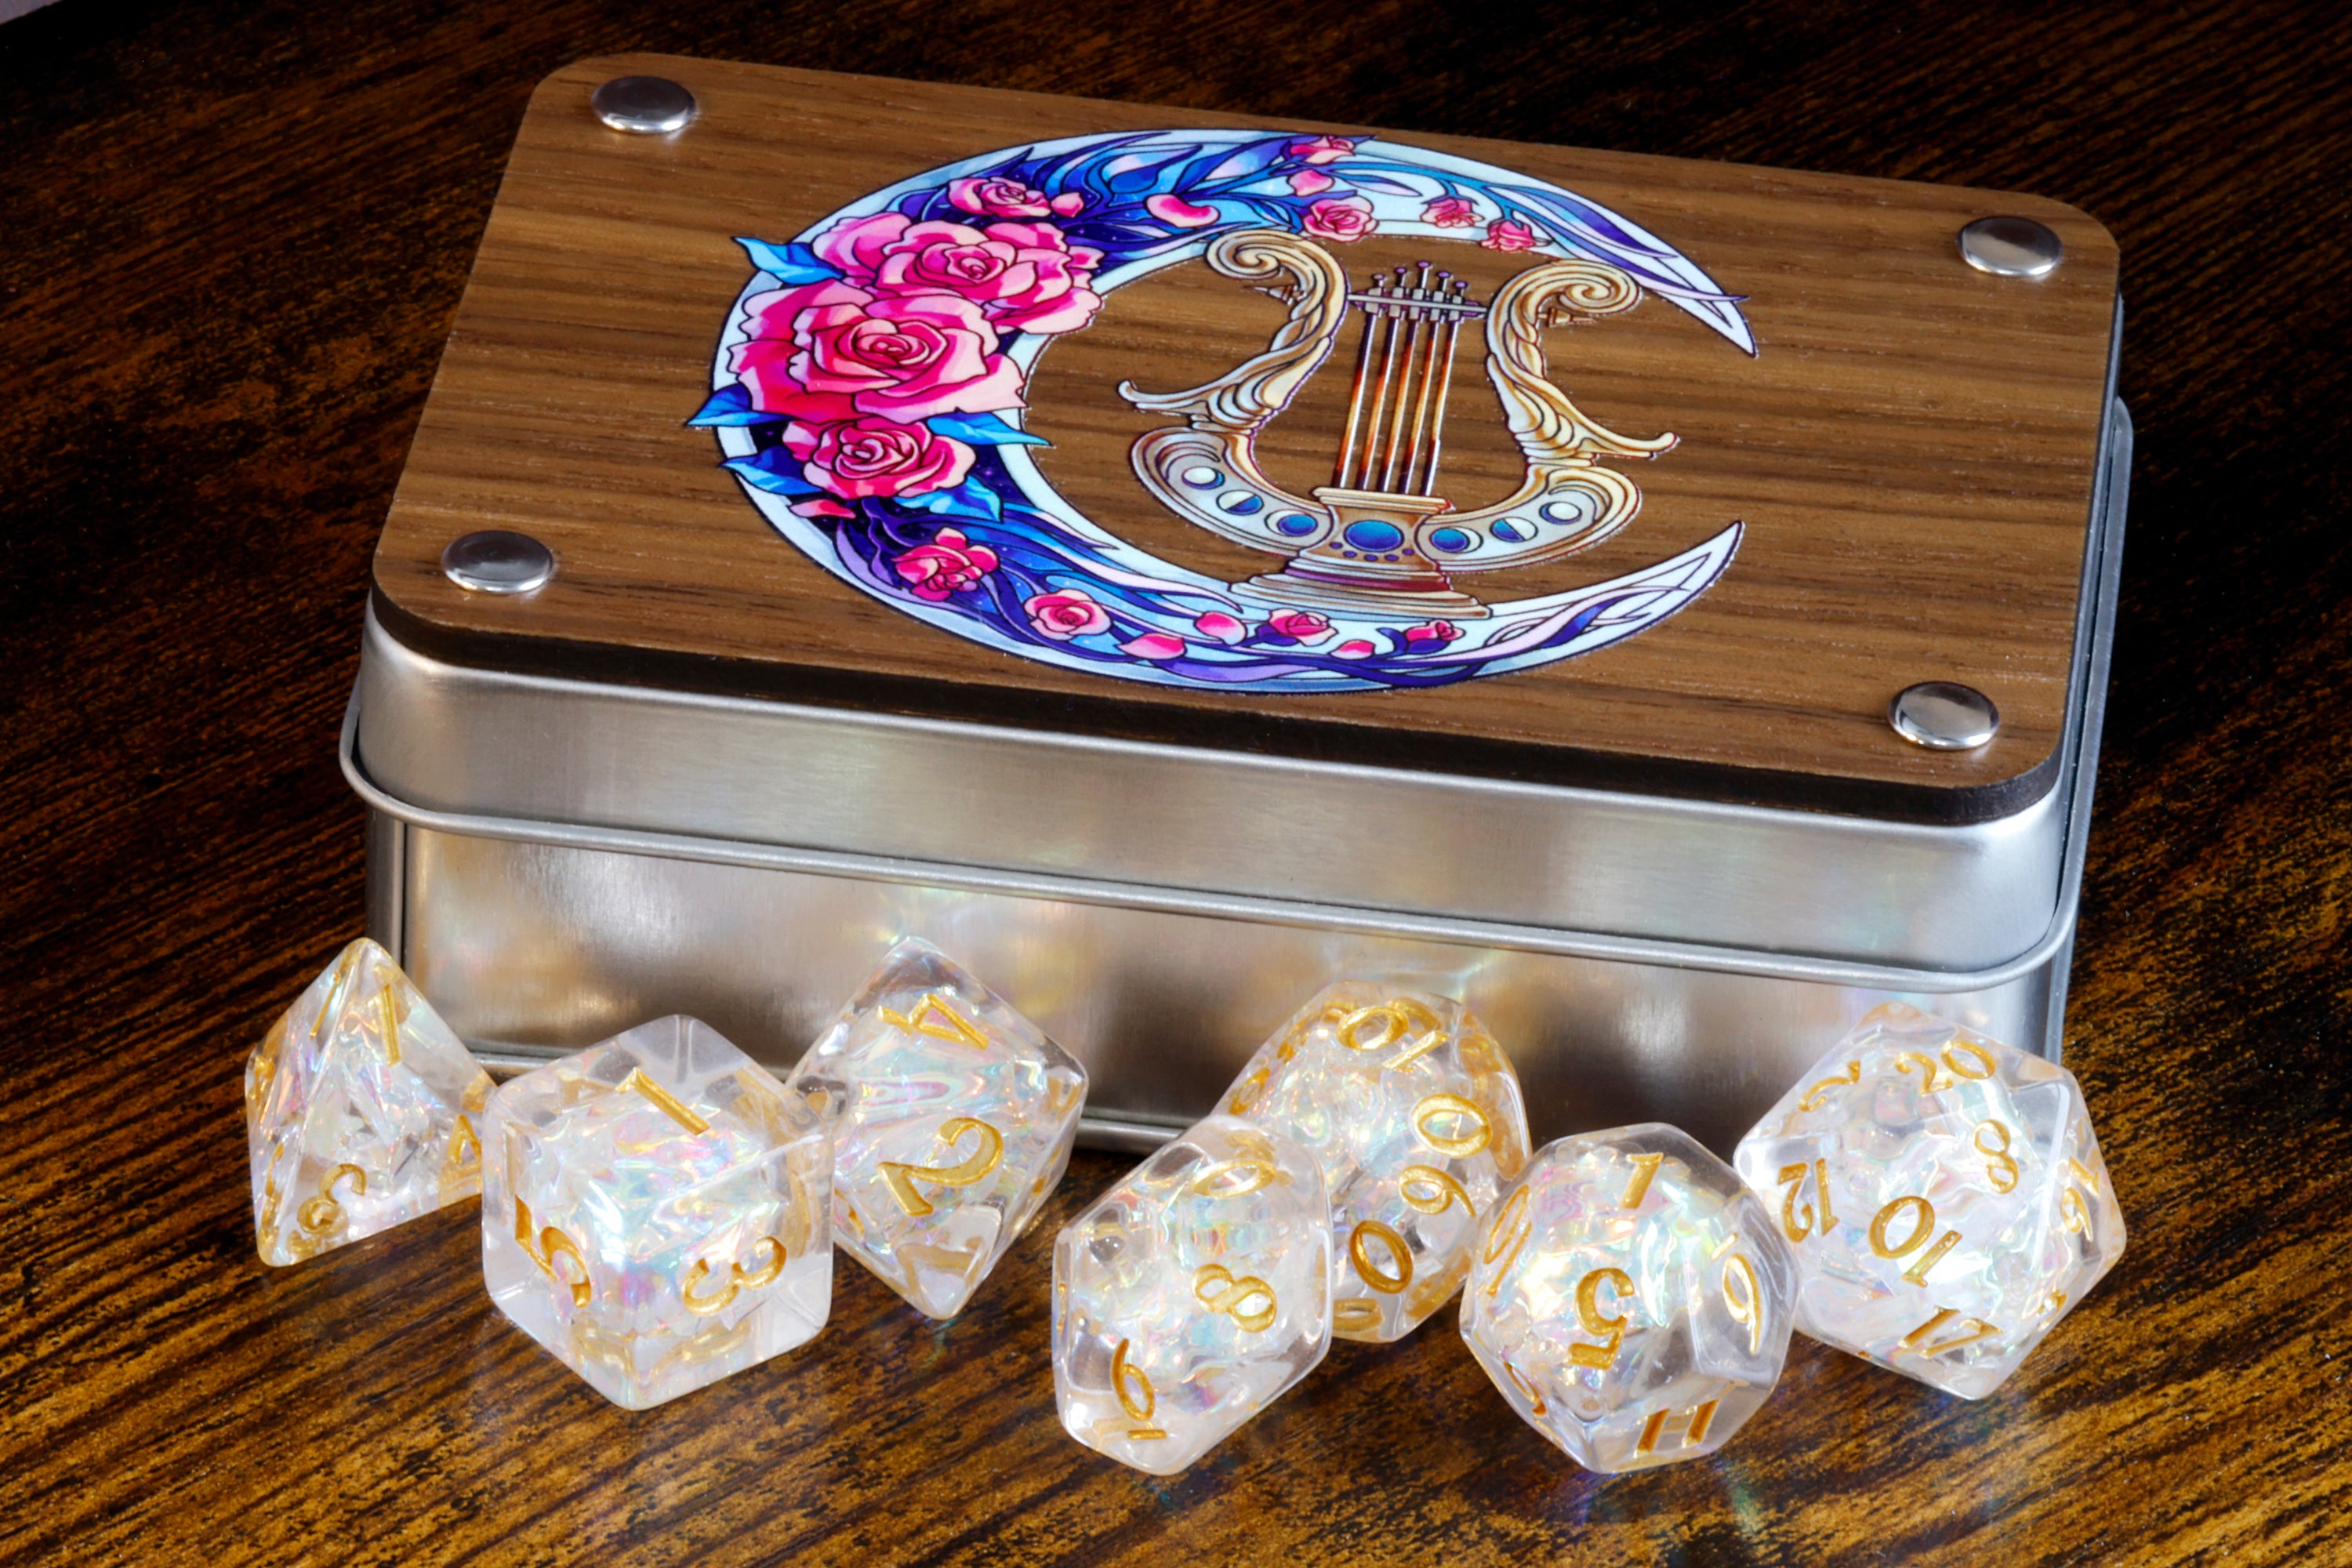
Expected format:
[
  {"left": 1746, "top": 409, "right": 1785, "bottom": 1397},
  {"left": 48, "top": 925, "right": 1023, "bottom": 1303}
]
[
  {"left": 1491, "top": 517, "right": 1537, "bottom": 543},
  {"left": 1428, "top": 527, "right": 1474, "bottom": 554},
  {"left": 1181, "top": 466, "right": 1225, "bottom": 488},
  {"left": 1343, "top": 521, "right": 1405, "bottom": 553},
  {"left": 1218, "top": 492, "right": 1265, "bottom": 515},
  {"left": 1274, "top": 513, "right": 1319, "bottom": 536},
  {"left": 1541, "top": 499, "right": 1593, "bottom": 524}
]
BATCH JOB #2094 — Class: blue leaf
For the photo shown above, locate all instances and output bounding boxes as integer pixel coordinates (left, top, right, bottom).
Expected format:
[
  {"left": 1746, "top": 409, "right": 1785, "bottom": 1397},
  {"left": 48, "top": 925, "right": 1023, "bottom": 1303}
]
[
  {"left": 735, "top": 238, "right": 839, "bottom": 285},
  {"left": 722, "top": 450, "right": 821, "bottom": 496},
  {"left": 902, "top": 477, "right": 1005, "bottom": 522},
  {"left": 927, "top": 412, "right": 1050, "bottom": 447},
  {"left": 1345, "top": 172, "right": 1421, "bottom": 196},
  {"left": 686, "top": 385, "right": 787, "bottom": 426}
]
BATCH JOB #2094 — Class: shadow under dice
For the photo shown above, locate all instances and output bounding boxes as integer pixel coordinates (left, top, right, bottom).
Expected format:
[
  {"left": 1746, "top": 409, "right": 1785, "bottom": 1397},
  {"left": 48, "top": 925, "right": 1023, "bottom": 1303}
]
[
  {"left": 1053, "top": 1116, "right": 1332, "bottom": 1475},
  {"left": 789, "top": 938, "right": 1087, "bottom": 1319},
  {"left": 1733, "top": 1003, "right": 2125, "bottom": 1399},
  {"left": 1223, "top": 982, "right": 1530, "bottom": 1343},
  {"left": 483, "top": 1015, "right": 833, "bottom": 1410},
  {"left": 247, "top": 938, "right": 494, "bottom": 1266},
  {"left": 1462, "top": 1124, "right": 1796, "bottom": 1474}
]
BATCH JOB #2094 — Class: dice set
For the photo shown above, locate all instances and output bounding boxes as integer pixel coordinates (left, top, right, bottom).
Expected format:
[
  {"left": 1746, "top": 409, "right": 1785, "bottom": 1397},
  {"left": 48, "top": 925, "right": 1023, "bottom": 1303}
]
[{"left": 245, "top": 949, "right": 2125, "bottom": 1466}]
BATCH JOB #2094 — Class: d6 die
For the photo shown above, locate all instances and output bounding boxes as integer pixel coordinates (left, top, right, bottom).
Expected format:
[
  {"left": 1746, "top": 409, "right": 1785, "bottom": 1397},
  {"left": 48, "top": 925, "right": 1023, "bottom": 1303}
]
[
  {"left": 788, "top": 938, "right": 1087, "bottom": 1319},
  {"left": 1054, "top": 1116, "right": 1331, "bottom": 1475},
  {"left": 1462, "top": 1123, "right": 1796, "bottom": 1473},
  {"left": 1733, "top": 1004, "right": 2125, "bottom": 1399},
  {"left": 1222, "top": 982, "right": 1529, "bottom": 1342},
  {"left": 483, "top": 1015, "right": 833, "bottom": 1409}
]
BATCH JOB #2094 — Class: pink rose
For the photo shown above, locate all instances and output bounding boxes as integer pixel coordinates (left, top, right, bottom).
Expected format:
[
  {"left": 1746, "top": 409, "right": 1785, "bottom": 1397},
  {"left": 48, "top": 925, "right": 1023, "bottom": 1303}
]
[
  {"left": 815, "top": 212, "right": 1103, "bottom": 337},
  {"left": 1288, "top": 169, "right": 1334, "bottom": 196},
  {"left": 1302, "top": 197, "right": 1376, "bottom": 243},
  {"left": 1145, "top": 193, "right": 1221, "bottom": 229},
  {"left": 967, "top": 220, "right": 1105, "bottom": 334},
  {"left": 1049, "top": 192, "right": 1085, "bottom": 216},
  {"left": 1120, "top": 632, "right": 1187, "bottom": 660},
  {"left": 1483, "top": 218, "right": 1543, "bottom": 252},
  {"left": 812, "top": 212, "right": 920, "bottom": 281},
  {"left": 1422, "top": 196, "right": 1478, "bottom": 228},
  {"left": 782, "top": 416, "right": 974, "bottom": 499},
  {"left": 1287, "top": 136, "right": 1358, "bottom": 165},
  {"left": 1264, "top": 608, "right": 1333, "bottom": 644},
  {"left": 1025, "top": 588, "right": 1112, "bottom": 641},
  {"left": 729, "top": 281, "right": 867, "bottom": 419},
  {"left": 1192, "top": 612, "right": 1247, "bottom": 644},
  {"left": 892, "top": 527, "right": 1000, "bottom": 601},
  {"left": 947, "top": 176, "right": 1053, "bottom": 219},
  {"left": 789, "top": 289, "right": 1025, "bottom": 421},
  {"left": 1331, "top": 638, "right": 1377, "bottom": 659},
  {"left": 1403, "top": 619, "right": 1464, "bottom": 648}
]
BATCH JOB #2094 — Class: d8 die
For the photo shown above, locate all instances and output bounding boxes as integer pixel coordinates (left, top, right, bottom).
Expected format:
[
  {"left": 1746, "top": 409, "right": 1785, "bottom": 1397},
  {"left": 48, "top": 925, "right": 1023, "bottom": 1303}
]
[
  {"left": 1222, "top": 982, "right": 1530, "bottom": 1342},
  {"left": 1054, "top": 1116, "right": 1331, "bottom": 1475},
  {"left": 787, "top": 938, "right": 1087, "bottom": 1319},
  {"left": 1733, "top": 1004, "right": 2125, "bottom": 1399},
  {"left": 247, "top": 938, "right": 494, "bottom": 1266},
  {"left": 483, "top": 1015, "right": 833, "bottom": 1409},
  {"left": 1462, "top": 1123, "right": 1796, "bottom": 1474}
]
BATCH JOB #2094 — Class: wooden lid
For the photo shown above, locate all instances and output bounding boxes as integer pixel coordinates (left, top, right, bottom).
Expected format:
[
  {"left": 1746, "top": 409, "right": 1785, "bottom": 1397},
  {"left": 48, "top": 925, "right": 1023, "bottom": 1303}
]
[{"left": 374, "top": 54, "right": 2120, "bottom": 825}]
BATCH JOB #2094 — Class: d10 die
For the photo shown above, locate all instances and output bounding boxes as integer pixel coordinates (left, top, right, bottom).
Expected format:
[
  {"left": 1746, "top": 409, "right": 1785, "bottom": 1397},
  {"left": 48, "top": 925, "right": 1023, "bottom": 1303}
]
[
  {"left": 483, "top": 1015, "right": 833, "bottom": 1409},
  {"left": 247, "top": 938, "right": 494, "bottom": 1266},
  {"left": 1462, "top": 1123, "right": 1797, "bottom": 1474},
  {"left": 1222, "top": 982, "right": 1530, "bottom": 1342},
  {"left": 1733, "top": 1004, "right": 2125, "bottom": 1399},
  {"left": 788, "top": 938, "right": 1087, "bottom": 1319},
  {"left": 1054, "top": 1116, "right": 1332, "bottom": 1475}
]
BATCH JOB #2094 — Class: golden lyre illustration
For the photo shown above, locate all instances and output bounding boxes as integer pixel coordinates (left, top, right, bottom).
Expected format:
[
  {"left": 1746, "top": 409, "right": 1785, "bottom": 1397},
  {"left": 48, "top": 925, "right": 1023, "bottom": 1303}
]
[{"left": 1121, "top": 230, "right": 1678, "bottom": 619}]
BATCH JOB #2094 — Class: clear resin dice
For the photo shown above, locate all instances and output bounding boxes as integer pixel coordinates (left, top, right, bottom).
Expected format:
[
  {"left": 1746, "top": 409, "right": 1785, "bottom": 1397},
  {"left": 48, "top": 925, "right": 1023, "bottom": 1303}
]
[
  {"left": 1733, "top": 1004, "right": 2125, "bottom": 1399},
  {"left": 482, "top": 1015, "right": 833, "bottom": 1409},
  {"left": 1222, "top": 982, "right": 1530, "bottom": 1342},
  {"left": 1461, "top": 1123, "right": 1797, "bottom": 1473},
  {"left": 1054, "top": 1116, "right": 1332, "bottom": 1475},
  {"left": 246, "top": 938, "right": 494, "bottom": 1266},
  {"left": 787, "top": 938, "right": 1087, "bottom": 1319}
]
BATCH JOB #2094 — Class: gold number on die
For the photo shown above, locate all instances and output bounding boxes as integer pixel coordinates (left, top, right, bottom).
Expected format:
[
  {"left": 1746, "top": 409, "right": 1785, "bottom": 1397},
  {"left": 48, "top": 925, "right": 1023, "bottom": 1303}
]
[
  {"left": 1112, "top": 1338, "right": 1166, "bottom": 1439},
  {"left": 1348, "top": 1221, "right": 1414, "bottom": 1295},
  {"left": 1901, "top": 1307, "right": 2002, "bottom": 1358},
  {"left": 1973, "top": 1119, "right": 2020, "bottom": 1193},
  {"left": 1870, "top": 1196, "right": 1963, "bottom": 1286},
  {"left": 1479, "top": 1185, "right": 1533, "bottom": 1298},
  {"left": 879, "top": 1117, "right": 1004, "bottom": 1218},
  {"left": 1721, "top": 1253, "right": 1766, "bottom": 1355},
  {"left": 1399, "top": 1165, "right": 1471, "bottom": 1216},
  {"left": 296, "top": 1163, "right": 367, "bottom": 1236},
  {"left": 879, "top": 992, "right": 991, "bottom": 1051},
  {"left": 1570, "top": 1267, "right": 1635, "bottom": 1369},
  {"left": 2060, "top": 1156, "right": 2103, "bottom": 1239},
  {"left": 1620, "top": 1152, "right": 1664, "bottom": 1210},
  {"left": 1896, "top": 1039, "right": 1998, "bottom": 1098},
  {"left": 1411, "top": 1094, "right": 1492, "bottom": 1159},
  {"left": 515, "top": 1196, "right": 592, "bottom": 1307},
  {"left": 1193, "top": 1264, "right": 1279, "bottom": 1332},
  {"left": 1777, "top": 1160, "right": 1834, "bottom": 1241},
  {"left": 681, "top": 1235, "right": 787, "bottom": 1316}
]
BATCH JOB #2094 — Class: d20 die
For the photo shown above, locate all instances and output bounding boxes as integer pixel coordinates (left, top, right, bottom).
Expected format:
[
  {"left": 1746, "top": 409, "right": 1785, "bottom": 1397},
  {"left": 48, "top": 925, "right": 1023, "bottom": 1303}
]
[
  {"left": 1462, "top": 1123, "right": 1797, "bottom": 1474},
  {"left": 1222, "top": 982, "right": 1530, "bottom": 1342},
  {"left": 482, "top": 1015, "right": 832, "bottom": 1409},
  {"left": 788, "top": 938, "right": 1087, "bottom": 1319},
  {"left": 247, "top": 938, "right": 494, "bottom": 1266},
  {"left": 1733, "top": 1003, "right": 2125, "bottom": 1399},
  {"left": 1054, "top": 1116, "right": 1331, "bottom": 1475}
]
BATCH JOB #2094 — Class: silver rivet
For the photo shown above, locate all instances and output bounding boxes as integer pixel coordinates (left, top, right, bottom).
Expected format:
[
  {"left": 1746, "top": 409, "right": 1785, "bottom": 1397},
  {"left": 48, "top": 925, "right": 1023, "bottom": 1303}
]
[
  {"left": 1889, "top": 682, "right": 2000, "bottom": 750},
  {"left": 591, "top": 75, "right": 698, "bottom": 135},
  {"left": 1958, "top": 216, "right": 2063, "bottom": 278},
  {"left": 442, "top": 531, "right": 555, "bottom": 595}
]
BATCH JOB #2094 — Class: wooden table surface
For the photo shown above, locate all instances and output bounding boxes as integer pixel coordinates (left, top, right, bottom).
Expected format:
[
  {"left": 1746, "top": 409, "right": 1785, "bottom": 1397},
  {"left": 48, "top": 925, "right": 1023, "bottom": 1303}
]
[{"left": 2, "top": 3, "right": 2347, "bottom": 1564}]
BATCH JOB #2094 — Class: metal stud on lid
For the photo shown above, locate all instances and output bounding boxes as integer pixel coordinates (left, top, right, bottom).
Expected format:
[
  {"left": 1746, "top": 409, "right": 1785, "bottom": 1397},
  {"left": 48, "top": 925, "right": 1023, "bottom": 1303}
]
[
  {"left": 591, "top": 75, "right": 698, "bottom": 135},
  {"left": 441, "top": 530, "right": 554, "bottom": 595},
  {"left": 1958, "top": 216, "right": 2063, "bottom": 278},
  {"left": 1889, "top": 682, "right": 2001, "bottom": 750}
]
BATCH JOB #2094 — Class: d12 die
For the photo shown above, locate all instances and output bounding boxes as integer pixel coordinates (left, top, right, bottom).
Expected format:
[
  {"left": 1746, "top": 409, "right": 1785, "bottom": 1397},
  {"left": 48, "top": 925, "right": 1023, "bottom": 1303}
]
[
  {"left": 1733, "top": 1004, "right": 2125, "bottom": 1399},
  {"left": 1462, "top": 1123, "right": 1797, "bottom": 1473},
  {"left": 1222, "top": 982, "right": 1529, "bottom": 1342},
  {"left": 788, "top": 938, "right": 1087, "bottom": 1319},
  {"left": 483, "top": 1015, "right": 833, "bottom": 1409},
  {"left": 247, "top": 938, "right": 494, "bottom": 1266},
  {"left": 1054, "top": 1116, "right": 1331, "bottom": 1475}
]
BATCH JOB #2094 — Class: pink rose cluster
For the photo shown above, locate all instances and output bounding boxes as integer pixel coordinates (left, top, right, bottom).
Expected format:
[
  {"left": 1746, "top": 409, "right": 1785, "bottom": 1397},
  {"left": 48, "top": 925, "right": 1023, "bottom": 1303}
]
[{"left": 728, "top": 192, "right": 1105, "bottom": 510}]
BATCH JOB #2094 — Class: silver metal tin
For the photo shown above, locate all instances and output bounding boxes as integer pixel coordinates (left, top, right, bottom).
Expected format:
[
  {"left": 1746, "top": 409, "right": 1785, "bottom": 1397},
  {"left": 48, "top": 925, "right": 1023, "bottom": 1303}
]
[{"left": 349, "top": 399, "right": 2127, "bottom": 1154}]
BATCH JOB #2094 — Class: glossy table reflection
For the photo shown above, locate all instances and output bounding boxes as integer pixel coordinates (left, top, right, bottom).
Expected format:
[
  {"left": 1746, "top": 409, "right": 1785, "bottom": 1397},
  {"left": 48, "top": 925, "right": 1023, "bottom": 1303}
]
[{"left": 2, "top": 0, "right": 2347, "bottom": 1563}]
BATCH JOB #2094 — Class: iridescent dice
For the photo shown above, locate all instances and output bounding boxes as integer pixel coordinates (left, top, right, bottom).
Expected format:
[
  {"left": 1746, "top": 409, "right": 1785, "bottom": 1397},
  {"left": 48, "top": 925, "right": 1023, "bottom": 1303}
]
[
  {"left": 1733, "top": 1004, "right": 2125, "bottom": 1399},
  {"left": 1221, "top": 982, "right": 1530, "bottom": 1342},
  {"left": 1053, "top": 1116, "right": 1332, "bottom": 1474},
  {"left": 246, "top": 938, "right": 494, "bottom": 1265},
  {"left": 482, "top": 1015, "right": 833, "bottom": 1409},
  {"left": 788, "top": 938, "right": 1087, "bottom": 1319},
  {"left": 1461, "top": 1123, "right": 1797, "bottom": 1472}
]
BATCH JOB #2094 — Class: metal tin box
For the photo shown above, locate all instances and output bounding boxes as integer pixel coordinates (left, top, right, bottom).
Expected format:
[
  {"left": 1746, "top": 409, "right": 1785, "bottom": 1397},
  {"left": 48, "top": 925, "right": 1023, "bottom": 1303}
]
[{"left": 348, "top": 56, "right": 2130, "bottom": 1152}]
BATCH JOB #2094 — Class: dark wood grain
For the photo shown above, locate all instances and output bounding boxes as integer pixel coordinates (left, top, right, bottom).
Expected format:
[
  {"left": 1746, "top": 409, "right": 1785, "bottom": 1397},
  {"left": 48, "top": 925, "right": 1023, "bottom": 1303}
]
[{"left": 2, "top": 2, "right": 2347, "bottom": 1566}]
